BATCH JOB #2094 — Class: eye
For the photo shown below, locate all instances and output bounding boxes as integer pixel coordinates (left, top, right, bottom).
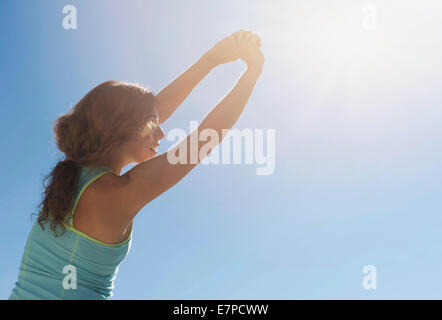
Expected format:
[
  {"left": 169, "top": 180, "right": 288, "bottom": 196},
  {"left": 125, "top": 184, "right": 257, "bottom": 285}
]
[
  {"left": 147, "top": 120, "right": 159, "bottom": 132},
  {"left": 138, "top": 117, "right": 160, "bottom": 139},
  {"left": 149, "top": 121, "right": 159, "bottom": 129}
]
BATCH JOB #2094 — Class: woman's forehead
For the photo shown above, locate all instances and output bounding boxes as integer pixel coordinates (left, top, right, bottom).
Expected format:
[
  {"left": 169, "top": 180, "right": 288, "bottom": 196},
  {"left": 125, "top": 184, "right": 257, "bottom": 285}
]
[
  {"left": 146, "top": 99, "right": 159, "bottom": 118},
  {"left": 147, "top": 115, "right": 159, "bottom": 123}
]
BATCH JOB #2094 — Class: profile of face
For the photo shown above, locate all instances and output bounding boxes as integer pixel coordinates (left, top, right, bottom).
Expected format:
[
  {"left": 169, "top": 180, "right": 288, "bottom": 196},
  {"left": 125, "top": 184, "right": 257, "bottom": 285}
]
[{"left": 127, "top": 116, "right": 165, "bottom": 163}]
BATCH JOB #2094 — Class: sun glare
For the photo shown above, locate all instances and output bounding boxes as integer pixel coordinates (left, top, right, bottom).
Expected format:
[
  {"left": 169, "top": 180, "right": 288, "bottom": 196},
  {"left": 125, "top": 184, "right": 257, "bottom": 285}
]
[{"left": 254, "top": 1, "right": 440, "bottom": 105}]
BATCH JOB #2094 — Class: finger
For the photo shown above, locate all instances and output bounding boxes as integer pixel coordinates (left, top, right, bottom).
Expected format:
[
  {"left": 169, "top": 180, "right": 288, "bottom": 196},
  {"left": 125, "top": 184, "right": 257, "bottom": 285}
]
[
  {"left": 232, "top": 30, "right": 242, "bottom": 37},
  {"left": 242, "top": 30, "right": 253, "bottom": 41},
  {"left": 245, "top": 31, "right": 256, "bottom": 42},
  {"left": 252, "top": 35, "right": 261, "bottom": 48},
  {"left": 245, "top": 33, "right": 254, "bottom": 43},
  {"left": 238, "top": 30, "right": 247, "bottom": 41},
  {"left": 247, "top": 37, "right": 259, "bottom": 49},
  {"left": 230, "top": 31, "right": 241, "bottom": 42},
  {"left": 232, "top": 33, "right": 241, "bottom": 46}
]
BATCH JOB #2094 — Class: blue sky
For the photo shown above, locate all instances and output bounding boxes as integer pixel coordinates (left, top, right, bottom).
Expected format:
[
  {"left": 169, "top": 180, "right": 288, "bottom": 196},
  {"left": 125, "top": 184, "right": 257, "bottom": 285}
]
[{"left": 1, "top": 0, "right": 442, "bottom": 299}]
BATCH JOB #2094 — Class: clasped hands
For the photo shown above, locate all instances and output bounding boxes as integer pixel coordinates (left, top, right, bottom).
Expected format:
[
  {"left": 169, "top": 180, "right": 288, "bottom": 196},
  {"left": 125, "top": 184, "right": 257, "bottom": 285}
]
[{"left": 205, "top": 30, "right": 264, "bottom": 72}]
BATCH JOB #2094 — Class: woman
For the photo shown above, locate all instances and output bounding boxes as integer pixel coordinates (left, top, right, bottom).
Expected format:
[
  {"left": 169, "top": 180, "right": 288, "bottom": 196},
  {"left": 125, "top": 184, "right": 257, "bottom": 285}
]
[{"left": 9, "top": 30, "right": 264, "bottom": 299}]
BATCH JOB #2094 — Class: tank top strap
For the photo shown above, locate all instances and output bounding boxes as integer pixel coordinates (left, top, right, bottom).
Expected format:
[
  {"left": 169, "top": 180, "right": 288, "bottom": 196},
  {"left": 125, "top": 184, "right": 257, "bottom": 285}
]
[{"left": 66, "top": 166, "right": 112, "bottom": 227}]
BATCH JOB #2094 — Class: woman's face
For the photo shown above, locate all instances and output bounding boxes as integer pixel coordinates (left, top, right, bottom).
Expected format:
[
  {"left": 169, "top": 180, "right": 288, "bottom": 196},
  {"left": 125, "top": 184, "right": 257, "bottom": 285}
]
[{"left": 127, "top": 117, "right": 165, "bottom": 162}]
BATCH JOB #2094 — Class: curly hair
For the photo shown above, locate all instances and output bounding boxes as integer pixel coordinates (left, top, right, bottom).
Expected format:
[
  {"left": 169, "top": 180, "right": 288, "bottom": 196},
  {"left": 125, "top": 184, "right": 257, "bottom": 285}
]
[{"left": 36, "top": 80, "right": 158, "bottom": 236}]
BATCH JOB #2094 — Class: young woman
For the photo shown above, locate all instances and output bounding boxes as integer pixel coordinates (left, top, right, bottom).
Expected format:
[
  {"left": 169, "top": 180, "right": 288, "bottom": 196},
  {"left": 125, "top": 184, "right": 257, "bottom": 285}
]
[{"left": 8, "top": 30, "right": 264, "bottom": 300}]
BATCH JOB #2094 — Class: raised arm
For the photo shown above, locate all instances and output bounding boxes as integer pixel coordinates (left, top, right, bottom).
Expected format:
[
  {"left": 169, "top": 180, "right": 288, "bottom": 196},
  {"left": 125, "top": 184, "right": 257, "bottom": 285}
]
[
  {"left": 155, "top": 30, "right": 261, "bottom": 125},
  {"left": 112, "top": 31, "right": 264, "bottom": 221},
  {"left": 155, "top": 53, "right": 216, "bottom": 125}
]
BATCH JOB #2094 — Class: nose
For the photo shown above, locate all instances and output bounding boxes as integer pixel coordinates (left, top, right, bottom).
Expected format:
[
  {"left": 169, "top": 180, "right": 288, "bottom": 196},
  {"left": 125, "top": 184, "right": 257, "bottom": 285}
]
[{"left": 155, "top": 126, "right": 165, "bottom": 141}]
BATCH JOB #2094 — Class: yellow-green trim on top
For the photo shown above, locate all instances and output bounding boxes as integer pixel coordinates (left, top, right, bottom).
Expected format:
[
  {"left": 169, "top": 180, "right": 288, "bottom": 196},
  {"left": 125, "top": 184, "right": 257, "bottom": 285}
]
[{"left": 64, "top": 166, "right": 132, "bottom": 248}]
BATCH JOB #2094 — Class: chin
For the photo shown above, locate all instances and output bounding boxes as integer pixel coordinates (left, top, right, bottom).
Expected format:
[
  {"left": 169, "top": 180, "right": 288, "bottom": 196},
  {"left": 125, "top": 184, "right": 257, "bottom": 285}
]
[
  {"left": 135, "top": 148, "right": 158, "bottom": 163},
  {"left": 144, "top": 150, "right": 158, "bottom": 160}
]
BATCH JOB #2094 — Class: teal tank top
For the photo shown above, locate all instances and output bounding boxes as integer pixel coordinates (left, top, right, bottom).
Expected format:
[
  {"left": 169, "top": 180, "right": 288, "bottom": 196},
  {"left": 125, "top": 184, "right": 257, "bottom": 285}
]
[{"left": 8, "top": 166, "right": 132, "bottom": 300}]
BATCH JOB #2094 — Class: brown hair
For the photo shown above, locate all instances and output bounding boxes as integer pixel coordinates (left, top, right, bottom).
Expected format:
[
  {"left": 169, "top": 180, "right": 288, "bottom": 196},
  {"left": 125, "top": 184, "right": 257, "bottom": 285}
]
[{"left": 36, "top": 80, "right": 157, "bottom": 236}]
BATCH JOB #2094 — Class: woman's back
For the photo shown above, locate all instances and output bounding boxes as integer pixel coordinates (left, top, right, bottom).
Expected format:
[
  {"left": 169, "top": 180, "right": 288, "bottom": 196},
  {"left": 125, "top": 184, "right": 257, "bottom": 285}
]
[{"left": 8, "top": 166, "right": 132, "bottom": 300}]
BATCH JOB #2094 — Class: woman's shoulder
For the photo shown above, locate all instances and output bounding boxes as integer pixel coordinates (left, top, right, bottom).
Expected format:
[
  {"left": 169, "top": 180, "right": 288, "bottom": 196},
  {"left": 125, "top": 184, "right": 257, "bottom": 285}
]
[
  {"left": 83, "top": 171, "right": 131, "bottom": 216},
  {"left": 73, "top": 171, "right": 132, "bottom": 242},
  {"left": 81, "top": 167, "right": 149, "bottom": 223},
  {"left": 93, "top": 171, "right": 129, "bottom": 189}
]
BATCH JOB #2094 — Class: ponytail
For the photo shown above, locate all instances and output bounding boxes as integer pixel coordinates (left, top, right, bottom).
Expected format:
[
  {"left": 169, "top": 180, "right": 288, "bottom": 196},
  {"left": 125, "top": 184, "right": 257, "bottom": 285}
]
[{"left": 36, "top": 158, "right": 80, "bottom": 237}]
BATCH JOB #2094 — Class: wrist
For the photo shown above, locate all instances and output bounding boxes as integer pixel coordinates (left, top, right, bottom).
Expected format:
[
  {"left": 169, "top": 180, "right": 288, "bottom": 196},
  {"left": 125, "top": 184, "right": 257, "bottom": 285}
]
[
  {"left": 201, "top": 51, "right": 219, "bottom": 70},
  {"left": 246, "top": 64, "right": 263, "bottom": 76}
]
